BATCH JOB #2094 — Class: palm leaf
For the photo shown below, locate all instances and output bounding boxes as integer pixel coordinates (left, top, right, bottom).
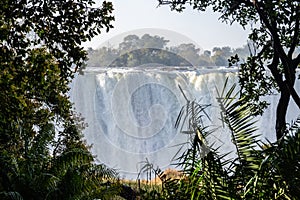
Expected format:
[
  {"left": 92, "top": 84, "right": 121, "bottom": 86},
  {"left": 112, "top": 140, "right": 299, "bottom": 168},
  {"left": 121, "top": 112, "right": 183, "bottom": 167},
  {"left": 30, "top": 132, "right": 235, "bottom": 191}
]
[
  {"left": 173, "top": 84, "right": 236, "bottom": 199},
  {"left": 50, "top": 148, "right": 93, "bottom": 176},
  {"left": 0, "top": 191, "right": 23, "bottom": 200},
  {"left": 216, "top": 79, "right": 261, "bottom": 176}
]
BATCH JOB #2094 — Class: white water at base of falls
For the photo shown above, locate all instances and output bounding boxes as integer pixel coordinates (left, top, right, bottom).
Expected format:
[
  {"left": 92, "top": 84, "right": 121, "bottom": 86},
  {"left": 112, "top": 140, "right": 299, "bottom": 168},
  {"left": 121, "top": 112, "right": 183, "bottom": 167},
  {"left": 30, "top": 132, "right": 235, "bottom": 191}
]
[{"left": 70, "top": 67, "right": 299, "bottom": 179}]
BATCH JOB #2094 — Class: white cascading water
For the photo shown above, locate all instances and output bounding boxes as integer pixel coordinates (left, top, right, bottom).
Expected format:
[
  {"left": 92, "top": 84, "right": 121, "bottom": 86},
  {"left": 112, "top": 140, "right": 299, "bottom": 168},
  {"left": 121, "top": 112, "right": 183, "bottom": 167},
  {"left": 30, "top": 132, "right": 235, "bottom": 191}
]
[{"left": 70, "top": 67, "right": 299, "bottom": 179}]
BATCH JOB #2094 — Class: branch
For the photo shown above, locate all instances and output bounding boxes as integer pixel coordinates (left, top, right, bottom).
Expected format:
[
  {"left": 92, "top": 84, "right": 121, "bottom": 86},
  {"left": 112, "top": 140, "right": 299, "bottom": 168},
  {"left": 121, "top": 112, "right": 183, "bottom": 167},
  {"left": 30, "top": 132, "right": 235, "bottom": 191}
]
[
  {"left": 158, "top": 0, "right": 186, "bottom": 6},
  {"left": 288, "top": 10, "right": 299, "bottom": 60},
  {"left": 267, "top": 49, "right": 283, "bottom": 88},
  {"left": 294, "top": 53, "right": 300, "bottom": 67},
  {"left": 256, "top": 41, "right": 272, "bottom": 58},
  {"left": 254, "top": 3, "right": 288, "bottom": 62},
  {"left": 254, "top": 2, "right": 300, "bottom": 107},
  {"left": 288, "top": 83, "right": 300, "bottom": 110},
  {"left": 158, "top": 0, "right": 171, "bottom": 5},
  {"left": 267, "top": 38, "right": 300, "bottom": 111}
]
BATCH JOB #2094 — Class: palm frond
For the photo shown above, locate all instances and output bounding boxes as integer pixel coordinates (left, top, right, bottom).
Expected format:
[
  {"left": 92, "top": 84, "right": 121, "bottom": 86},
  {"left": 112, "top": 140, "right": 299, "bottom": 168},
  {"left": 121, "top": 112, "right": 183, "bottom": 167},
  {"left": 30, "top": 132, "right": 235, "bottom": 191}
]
[
  {"left": 173, "top": 84, "right": 237, "bottom": 199},
  {"left": 50, "top": 148, "right": 93, "bottom": 176},
  {"left": 0, "top": 191, "right": 23, "bottom": 200},
  {"left": 244, "top": 126, "right": 300, "bottom": 199},
  {"left": 217, "top": 78, "right": 261, "bottom": 176}
]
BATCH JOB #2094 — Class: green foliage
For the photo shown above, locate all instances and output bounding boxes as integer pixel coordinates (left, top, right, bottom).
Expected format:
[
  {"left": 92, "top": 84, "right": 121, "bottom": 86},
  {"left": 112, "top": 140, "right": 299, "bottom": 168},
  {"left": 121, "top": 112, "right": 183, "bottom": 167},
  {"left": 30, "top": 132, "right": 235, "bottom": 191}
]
[
  {"left": 170, "top": 43, "right": 201, "bottom": 66},
  {"left": 0, "top": 0, "right": 118, "bottom": 199},
  {"left": 110, "top": 48, "right": 192, "bottom": 67},
  {"left": 87, "top": 33, "right": 251, "bottom": 67},
  {"left": 140, "top": 80, "right": 300, "bottom": 199},
  {"left": 237, "top": 55, "right": 275, "bottom": 116},
  {"left": 158, "top": 0, "right": 300, "bottom": 140},
  {"left": 217, "top": 80, "right": 261, "bottom": 173},
  {"left": 119, "top": 34, "right": 169, "bottom": 54},
  {"left": 135, "top": 2, "right": 300, "bottom": 197}
]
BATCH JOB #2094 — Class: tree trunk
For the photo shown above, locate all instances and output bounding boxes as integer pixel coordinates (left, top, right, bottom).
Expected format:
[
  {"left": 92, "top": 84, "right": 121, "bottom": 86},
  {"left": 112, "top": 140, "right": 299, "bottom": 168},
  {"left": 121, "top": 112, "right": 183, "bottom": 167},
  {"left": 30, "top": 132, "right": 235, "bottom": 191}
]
[
  {"left": 276, "top": 82, "right": 290, "bottom": 139},
  {"left": 276, "top": 63, "right": 297, "bottom": 140}
]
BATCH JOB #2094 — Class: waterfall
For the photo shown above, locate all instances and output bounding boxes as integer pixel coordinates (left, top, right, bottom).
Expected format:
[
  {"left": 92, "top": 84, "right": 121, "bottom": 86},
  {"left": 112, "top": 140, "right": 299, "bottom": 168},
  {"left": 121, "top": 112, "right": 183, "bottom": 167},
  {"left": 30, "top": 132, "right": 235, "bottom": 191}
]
[{"left": 70, "top": 67, "right": 299, "bottom": 179}]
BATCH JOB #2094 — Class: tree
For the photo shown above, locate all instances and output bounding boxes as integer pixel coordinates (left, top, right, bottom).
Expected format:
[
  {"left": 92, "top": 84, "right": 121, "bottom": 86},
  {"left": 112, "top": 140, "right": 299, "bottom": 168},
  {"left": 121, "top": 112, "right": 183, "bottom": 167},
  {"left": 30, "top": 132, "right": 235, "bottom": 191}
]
[
  {"left": 88, "top": 46, "right": 119, "bottom": 67},
  {"left": 119, "top": 34, "right": 141, "bottom": 53},
  {"left": 140, "top": 81, "right": 300, "bottom": 199},
  {"left": 232, "top": 45, "right": 250, "bottom": 63},
  {"left": 119, "top": 34, "right": 169, "bottom": 54},
  {"left": 87, "top": 32, "right": 251, "bottom": 68},
  {"left": 140, "top": 33, "right": 169, "bottom": 49},
  {"left": 109, "top": 48, "right": 192, "bottom": 67},
  {"left": 211, "top": 46, "right": 233, "bottom": 66},
  {"left": 198, "top": 50, "right": 214, "bottom": 66},
  {"left": 158, "top": 0, "right": 300, "bottom": 139},
  {"left": 0, "top": 0, "right": 117, "bottom": 199},
  {"left": 170, "top": 43, "right": 201, "bottom": 66},
  {"left": 89, "top": 33, "right": 194, "bottom": 67}
]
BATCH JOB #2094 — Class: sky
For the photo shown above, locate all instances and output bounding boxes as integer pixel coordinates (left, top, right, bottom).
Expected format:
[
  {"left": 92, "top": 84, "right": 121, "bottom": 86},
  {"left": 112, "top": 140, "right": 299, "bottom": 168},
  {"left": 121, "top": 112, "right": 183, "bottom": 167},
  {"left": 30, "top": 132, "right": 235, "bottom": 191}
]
[{"left": 83, "top": 0, "right": 251, "bottom": 51}]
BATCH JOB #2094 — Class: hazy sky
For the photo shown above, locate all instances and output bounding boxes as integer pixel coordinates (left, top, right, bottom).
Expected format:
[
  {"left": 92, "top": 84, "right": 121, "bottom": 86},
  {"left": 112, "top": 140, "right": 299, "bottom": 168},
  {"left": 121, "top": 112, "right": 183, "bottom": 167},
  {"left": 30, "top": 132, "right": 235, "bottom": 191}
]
[{"left": 84, "top": 0, "right": 251, "bottom": 51}]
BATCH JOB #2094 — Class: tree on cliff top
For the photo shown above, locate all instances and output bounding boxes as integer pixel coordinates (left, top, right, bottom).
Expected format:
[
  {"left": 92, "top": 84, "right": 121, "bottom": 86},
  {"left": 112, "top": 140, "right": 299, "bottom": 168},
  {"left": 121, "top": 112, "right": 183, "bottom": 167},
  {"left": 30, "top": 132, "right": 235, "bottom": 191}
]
[
  {"left": 159, "top": 0, "right": 300, "bottom": 139},
  {"left": 0, "top": 0, "right": 117, "bottom": 199}
]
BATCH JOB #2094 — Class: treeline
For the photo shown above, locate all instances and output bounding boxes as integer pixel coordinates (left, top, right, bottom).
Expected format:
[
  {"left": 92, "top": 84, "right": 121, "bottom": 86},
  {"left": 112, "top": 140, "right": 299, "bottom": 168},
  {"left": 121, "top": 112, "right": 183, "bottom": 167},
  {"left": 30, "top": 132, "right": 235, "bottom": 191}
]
[{"left": 87, "top": 33, "right": 251, "bottom": 67}]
